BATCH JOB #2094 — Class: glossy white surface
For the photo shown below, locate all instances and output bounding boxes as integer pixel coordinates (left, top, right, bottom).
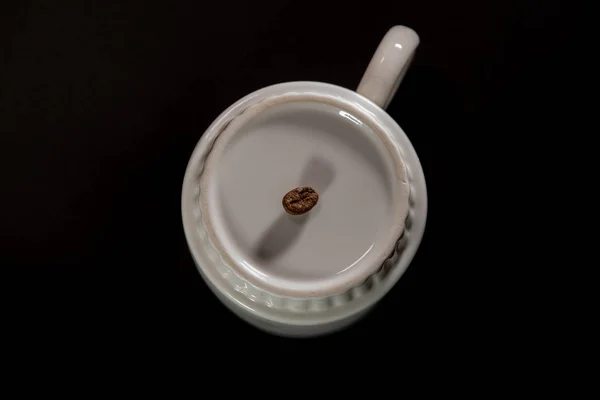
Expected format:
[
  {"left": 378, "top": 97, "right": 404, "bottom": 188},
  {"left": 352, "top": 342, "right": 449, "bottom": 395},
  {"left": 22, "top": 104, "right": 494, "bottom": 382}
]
[
  {"left": 357, "top": 26, "right": 419, "bottom": 109},
  {"left": 182, "top": 82, "right": 426, "bottom": 336},
  {"left": 181, "top": 26, "right": 425, "bottom": 337},
  {"left": 202, "top": 96, "right": 408, "bottom": 298}
]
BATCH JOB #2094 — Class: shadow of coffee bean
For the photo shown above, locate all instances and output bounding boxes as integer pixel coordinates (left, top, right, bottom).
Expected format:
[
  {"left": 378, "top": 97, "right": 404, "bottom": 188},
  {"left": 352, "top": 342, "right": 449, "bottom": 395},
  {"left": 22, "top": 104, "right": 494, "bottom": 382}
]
[{"left": 253, "top": 155, "right": 335, "bottom": 264}]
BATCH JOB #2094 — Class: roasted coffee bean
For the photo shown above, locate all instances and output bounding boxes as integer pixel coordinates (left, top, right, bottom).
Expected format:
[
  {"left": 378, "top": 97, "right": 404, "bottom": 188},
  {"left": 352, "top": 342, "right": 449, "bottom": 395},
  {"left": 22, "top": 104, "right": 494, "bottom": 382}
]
[{"left": 282, "top": 186, "right": 319, "bottom": 215}]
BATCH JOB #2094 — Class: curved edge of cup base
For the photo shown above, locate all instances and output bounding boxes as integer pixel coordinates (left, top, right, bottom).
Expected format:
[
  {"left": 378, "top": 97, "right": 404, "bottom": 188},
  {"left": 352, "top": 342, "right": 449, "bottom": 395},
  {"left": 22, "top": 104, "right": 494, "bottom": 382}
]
[
  {"left": 197, "top": 260, "right": 373, "bottom": 338},
  {"left": 224, "top": 296, "right": 372, "bottom": 338}
]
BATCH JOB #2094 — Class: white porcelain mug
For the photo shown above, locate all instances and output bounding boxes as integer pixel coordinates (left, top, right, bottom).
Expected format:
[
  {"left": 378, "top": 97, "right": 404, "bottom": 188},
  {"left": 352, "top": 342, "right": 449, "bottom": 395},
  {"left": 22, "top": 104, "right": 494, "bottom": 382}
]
[{"left": 182, "top": 26, "right": 427, "bottom": 337}]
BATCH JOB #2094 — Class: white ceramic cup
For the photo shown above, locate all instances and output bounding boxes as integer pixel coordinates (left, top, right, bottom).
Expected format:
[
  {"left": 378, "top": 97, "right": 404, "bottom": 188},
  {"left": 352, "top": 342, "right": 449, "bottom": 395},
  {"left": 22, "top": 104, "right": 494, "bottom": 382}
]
[{"left": 182, "top": 26, "right": 427, "bottom": 337}]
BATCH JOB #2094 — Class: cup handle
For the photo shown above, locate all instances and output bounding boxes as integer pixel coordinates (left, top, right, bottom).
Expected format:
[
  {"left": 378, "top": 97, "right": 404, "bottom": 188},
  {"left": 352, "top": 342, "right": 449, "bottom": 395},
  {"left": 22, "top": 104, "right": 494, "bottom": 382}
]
[{"left": 356, "top": 26, "right": 420, "bottom": 110}]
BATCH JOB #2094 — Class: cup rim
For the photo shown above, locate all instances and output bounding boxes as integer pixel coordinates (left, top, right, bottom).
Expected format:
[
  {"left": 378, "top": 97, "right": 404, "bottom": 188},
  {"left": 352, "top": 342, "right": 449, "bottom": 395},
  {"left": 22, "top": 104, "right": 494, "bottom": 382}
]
[{"left": 182, "top": 81, "right": 427, "bottom": 323}]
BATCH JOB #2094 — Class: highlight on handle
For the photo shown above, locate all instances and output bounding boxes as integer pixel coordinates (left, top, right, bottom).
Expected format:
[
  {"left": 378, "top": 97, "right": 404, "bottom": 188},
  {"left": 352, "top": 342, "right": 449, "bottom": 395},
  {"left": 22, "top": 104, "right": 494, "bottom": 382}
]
[{"left": 356, "top": 26, "right": 420, "bottom": 110}]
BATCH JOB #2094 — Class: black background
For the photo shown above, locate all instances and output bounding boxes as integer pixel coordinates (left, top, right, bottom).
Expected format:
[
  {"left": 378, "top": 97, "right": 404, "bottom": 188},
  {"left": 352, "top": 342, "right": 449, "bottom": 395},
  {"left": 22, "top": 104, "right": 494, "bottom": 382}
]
[{"left": 1, "top": 0, "right": 574, "bottom": 356}]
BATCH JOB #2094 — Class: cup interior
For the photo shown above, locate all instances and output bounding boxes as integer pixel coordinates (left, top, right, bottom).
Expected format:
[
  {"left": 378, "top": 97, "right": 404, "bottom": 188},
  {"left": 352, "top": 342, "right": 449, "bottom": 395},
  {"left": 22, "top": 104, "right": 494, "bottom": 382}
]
[{"left": 201, "top": 93, "right": 409, "bottom": 297}]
